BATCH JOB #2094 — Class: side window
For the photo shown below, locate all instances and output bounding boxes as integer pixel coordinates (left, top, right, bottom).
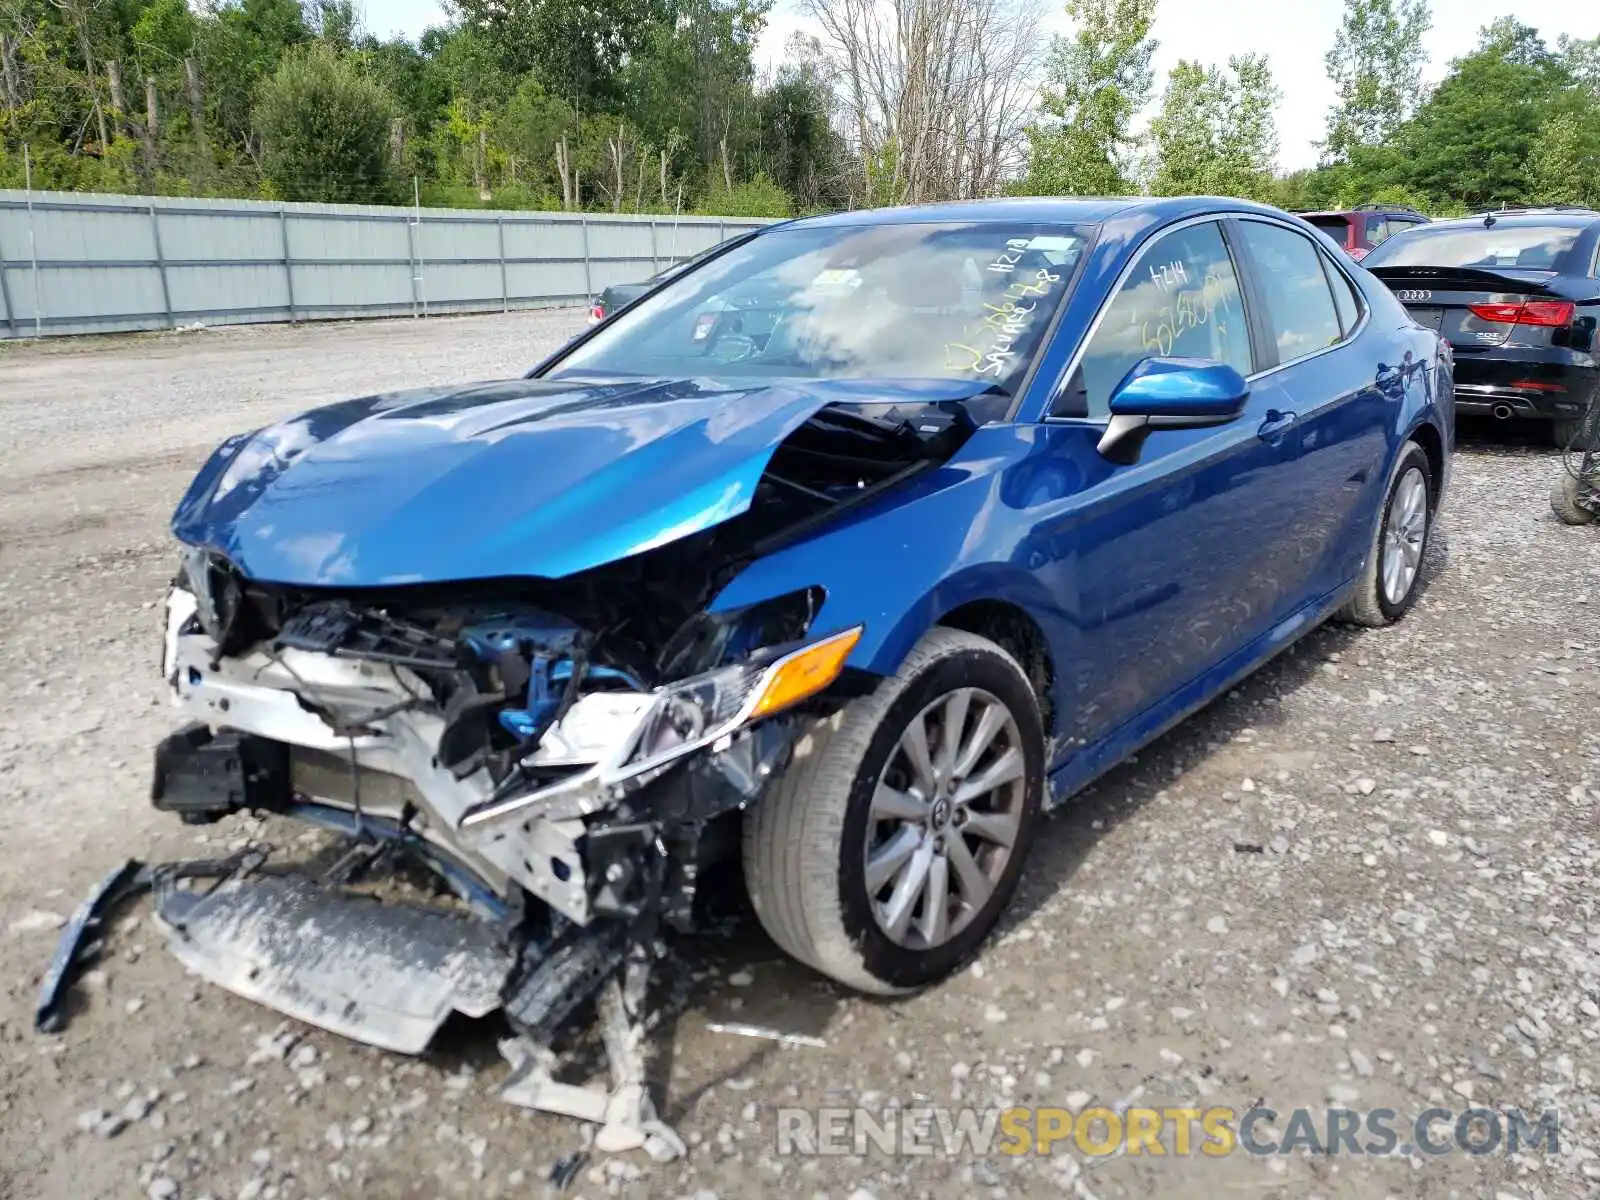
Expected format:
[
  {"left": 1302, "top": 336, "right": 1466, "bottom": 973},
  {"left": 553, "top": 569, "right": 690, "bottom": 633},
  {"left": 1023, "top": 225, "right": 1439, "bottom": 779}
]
[
  {"left": 1060, "top": 221, "right": 1253, "bottom": 418},
  {"left": 1324, "top": 253, "right": 1363, "bottom": 337},
  {"left": 1236, "top": 220, "right": 1344, "bottom": 363},
  {"left": 1366, "top": 215, "right": 1392, "bottom": 247}
]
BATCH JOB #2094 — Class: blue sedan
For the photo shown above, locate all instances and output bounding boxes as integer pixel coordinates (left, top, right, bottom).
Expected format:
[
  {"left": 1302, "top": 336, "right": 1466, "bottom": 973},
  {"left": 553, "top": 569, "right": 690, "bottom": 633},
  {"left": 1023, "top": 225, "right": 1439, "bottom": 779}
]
[{"left": 143, "top": 196, "right": 1451, "bottom": 1143}]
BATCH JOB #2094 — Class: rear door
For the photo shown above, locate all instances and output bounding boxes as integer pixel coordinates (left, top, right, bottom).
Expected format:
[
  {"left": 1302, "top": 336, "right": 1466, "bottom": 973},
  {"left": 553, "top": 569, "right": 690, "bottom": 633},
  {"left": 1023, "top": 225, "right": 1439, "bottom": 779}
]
[{"left": 1232, "top": 217, "right": 1393, "bottom": 599}]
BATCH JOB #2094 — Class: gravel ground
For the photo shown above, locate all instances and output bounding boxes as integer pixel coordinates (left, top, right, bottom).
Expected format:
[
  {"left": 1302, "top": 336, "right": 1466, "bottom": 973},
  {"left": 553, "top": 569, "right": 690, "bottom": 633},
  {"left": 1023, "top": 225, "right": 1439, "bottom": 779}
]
[{"left": 1, "top": 313, "right": 1597, "bottom": 1200}]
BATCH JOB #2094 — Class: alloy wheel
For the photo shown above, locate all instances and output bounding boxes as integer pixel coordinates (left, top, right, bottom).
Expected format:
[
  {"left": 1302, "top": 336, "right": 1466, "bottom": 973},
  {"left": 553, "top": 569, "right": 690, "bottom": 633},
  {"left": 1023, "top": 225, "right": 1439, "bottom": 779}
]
[
  {"left": 863, "top": 687, "right": 1026, "bottom": 949},
  {"left": 1381, "top": 466, "right": 1428, "bottom": 606}
]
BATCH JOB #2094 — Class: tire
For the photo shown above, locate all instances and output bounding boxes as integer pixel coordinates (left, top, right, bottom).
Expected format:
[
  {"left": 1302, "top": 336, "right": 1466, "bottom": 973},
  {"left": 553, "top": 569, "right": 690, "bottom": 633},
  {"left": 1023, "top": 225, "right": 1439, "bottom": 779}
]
[
  {"left": 1550, "top": 474, "right": 1597, "bottom": 525},
  {"left": 1338, "top": 441, "right": 1435, "bottom": 628},
  {"left": 1551, "top": 417, "right": 1596, "bottom": 452},
  {"left": 742, "top": 627, "right": 1044, "bottom": 995}
]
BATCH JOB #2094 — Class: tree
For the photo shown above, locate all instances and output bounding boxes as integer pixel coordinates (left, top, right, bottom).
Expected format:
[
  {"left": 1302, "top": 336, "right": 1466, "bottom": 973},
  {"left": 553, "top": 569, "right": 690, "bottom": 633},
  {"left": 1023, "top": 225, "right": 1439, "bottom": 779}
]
[
  {"left": 1558, "top": 33, "right": 1600, "bottom": 93},
  {"left": 753, "top": 52, "right": 848, "bottom": 210},
  {"left": 619, "top": 0, "right": 768, "bottom": 178},
  {"left": 1022, "top": 0, "right": 1157, "bottom": 196},
  {"left": 1528, "top": 110, "right": 1600, "bottom": 209},
  {"left": 1391, "top": 19, "right": 1568, "bottom": 209},
  {"left": 1147, "top": 54, "right": 1278, "bottom": 201},
  {"left": 1322, "top": 0, "right": 1429, "bottom": 163},
  {"left": 802, "top": 0, "right": 1047, "bottom": 204},
  {"left": 309, "top": 1, "right": 359, "bottom": 52},
  {"left": 252, "top": 41, "right": 398, "bottom": 202},
  {"left": 196, "top": 0, "right": 312, "bottom": 153},
  {"left": 447, "top": 0, "right": 670, "bottom": 107}
]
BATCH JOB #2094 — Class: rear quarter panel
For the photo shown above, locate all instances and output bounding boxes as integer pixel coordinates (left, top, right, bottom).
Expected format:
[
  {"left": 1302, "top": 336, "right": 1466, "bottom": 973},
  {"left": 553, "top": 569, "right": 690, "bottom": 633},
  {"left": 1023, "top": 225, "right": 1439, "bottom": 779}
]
[{"left": 1356, "top": 267, "right": 1455, "bottom": 500}]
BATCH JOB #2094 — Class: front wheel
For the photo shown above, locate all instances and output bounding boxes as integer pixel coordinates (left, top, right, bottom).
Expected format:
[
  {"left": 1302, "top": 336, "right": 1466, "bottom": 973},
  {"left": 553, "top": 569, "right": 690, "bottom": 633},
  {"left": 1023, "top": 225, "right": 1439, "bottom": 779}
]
[
  {"left": 742, "top": 627, "right": 1044, "bottom": 995},
  {"left": 1339, "top": 441, "right": 1435, "bottom": 628}
]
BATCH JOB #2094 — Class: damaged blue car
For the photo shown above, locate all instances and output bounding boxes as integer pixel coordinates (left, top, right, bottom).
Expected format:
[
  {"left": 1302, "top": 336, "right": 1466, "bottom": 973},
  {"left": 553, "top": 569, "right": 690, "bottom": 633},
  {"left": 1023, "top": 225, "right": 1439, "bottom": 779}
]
[{"left": 135, "top": 197, "right": 1452, "bottom": 1154}]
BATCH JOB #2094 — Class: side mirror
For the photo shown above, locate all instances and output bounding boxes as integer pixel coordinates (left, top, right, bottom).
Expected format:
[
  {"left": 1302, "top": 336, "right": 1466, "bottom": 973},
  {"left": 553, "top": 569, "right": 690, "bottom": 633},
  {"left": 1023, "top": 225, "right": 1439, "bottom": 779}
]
[{"left": 1097, "top": 357, "right": 1250, "bottom": 465}]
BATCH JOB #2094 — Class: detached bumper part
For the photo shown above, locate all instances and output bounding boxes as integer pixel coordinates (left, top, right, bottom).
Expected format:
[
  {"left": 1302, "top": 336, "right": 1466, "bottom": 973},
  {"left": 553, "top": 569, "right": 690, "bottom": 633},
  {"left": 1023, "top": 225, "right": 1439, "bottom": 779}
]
[
  {"left": 153, "top": 875, "right": 513, "bottom": 1054},
  {"left": 35, "top": 859, "right": 150, "bottom": 1033}
]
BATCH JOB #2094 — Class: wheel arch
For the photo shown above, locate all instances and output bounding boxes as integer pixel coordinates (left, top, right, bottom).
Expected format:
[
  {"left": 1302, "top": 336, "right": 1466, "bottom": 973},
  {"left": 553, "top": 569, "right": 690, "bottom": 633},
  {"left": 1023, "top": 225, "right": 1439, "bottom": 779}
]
[
  {"left": 1407, "top": 418, "right": 1446, "bottom": 507},
  {"left": 935, "top": 599, "right": 1058, "bottom": 739}
]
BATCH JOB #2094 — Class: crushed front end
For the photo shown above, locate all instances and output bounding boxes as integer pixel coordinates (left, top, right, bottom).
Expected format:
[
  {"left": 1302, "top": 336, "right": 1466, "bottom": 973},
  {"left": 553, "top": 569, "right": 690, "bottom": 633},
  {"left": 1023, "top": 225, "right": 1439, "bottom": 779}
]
[
  {"left": 147, "top": 544, "right": 858, "bottom": 1156},
  {"left": 86, "top": 376, "right": 979, "bottom": 1154}
]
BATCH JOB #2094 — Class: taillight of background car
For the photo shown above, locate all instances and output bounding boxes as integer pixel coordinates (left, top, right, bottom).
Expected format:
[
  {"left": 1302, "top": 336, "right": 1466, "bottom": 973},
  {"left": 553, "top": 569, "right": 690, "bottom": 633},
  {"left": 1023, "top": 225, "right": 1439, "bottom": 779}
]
[
  {"left": 1466, "top": 300, "right": 1576, "bottom": 329},
  {"left": 588, "top": 303, "right": 605, "bottom": 325}
]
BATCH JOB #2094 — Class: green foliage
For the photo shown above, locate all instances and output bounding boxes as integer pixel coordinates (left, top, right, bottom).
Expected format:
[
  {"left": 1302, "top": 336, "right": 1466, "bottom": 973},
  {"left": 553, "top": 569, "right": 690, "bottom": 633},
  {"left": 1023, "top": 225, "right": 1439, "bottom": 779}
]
[
  {"left": 751, "top": 61, "right": 844, "bottom": 211},
  {"left": 252, "top": 42, "right": 399, "bottom": 202},
  {"left": 1023, "top": 0, "right": 1157, "bottom": 196},
  {"left": 0, "top": 136, "right": 139, "bottom": 192},
  {"left": 449, "top": 0, "right": 669, "bottom": 105},
  {"left": 620, "top": 0, "right": 768, "bottom": 168},
  {"left": 1322, "top": 0, "right": 1430, "bottom": 162},
  {"left": 1147, "top": 55, "right": 1278, "bottom": 202},
  {"left": 1558, "top": 34, "right": 1600, "bottom": 92},
  {"left": 131, "top": 0, "right": 197, "bottom": 66},
  {"left": 694, "top": 169, "right": 791, "bottom": 217},
  {"left": 1528, "top": 111, "right": 1600, "bottom": 208},
  {"left": 1279, "top": 15, "right": 1600, "bottom": 215},
  {"left": 9, "top": 0, "right": 1592, "bottom": 222},
  {"left": 198, "top": 0, "right": 314, "bottom": 145},
  {"left": 1390, "top": 20, "right": 1568, "bottom": 210},
  {"left": 2, "top": 0, "right": 846, "bottom": 216}
]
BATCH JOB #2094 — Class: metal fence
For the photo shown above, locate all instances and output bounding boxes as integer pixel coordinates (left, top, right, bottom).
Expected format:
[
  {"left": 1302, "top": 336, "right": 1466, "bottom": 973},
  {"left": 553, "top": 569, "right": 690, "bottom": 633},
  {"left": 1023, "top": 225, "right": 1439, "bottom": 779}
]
[{"left": 0, "top": 189, "right": 773, "bottom": 340}]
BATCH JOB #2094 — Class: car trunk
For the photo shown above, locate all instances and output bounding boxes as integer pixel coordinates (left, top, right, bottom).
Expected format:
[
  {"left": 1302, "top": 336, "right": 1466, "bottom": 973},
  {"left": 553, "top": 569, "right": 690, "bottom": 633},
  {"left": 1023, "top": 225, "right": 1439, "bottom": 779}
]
[{"left": 1369, "top": 265, "right": 1573, "bottom": 352}]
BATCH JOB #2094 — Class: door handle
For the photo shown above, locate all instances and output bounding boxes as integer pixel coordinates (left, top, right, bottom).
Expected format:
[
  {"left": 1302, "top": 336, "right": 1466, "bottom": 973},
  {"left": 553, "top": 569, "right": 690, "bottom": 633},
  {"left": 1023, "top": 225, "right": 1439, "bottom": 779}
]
[{"left": 1257, "top": 409, "right": 1298, "bottom": 442}]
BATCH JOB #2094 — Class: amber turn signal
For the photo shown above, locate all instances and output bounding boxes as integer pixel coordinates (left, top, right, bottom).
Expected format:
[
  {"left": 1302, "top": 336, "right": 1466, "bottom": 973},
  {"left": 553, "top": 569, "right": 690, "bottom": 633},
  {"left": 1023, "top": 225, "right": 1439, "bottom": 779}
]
[{"left": 748, "top": 627, "right": 863, "bottom": 720}]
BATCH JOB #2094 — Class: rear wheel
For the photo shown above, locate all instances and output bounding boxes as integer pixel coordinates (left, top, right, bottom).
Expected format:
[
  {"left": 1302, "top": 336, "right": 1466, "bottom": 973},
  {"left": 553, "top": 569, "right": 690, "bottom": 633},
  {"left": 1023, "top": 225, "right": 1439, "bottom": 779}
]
[
  {"left": 1550, "top": 474, "right": 1597, "bottom": 525},
  {"left": 1551, "top": 417, "right": 1596, "bottom": 452},
  {"left": 742, "top": 627, "right": 1044, "bottom": 995},
  {"left": 1339, "top": 441, "right": 1434, "bottom": 628}
]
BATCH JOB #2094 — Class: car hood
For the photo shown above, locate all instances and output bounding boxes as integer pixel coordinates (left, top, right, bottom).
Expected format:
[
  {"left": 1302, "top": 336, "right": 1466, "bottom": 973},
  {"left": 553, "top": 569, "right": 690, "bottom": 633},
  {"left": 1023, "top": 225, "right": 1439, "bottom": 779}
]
[{"left": 171, "top": 374, "right": 975, "bottom": 586}]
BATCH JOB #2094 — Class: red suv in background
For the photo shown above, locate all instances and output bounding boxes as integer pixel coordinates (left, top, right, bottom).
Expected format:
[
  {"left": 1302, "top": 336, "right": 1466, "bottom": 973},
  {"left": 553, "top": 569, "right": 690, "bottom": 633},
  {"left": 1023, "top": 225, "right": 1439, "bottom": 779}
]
[{"left": 1301, "top": 205, "right": 1431, "bottom": 261}]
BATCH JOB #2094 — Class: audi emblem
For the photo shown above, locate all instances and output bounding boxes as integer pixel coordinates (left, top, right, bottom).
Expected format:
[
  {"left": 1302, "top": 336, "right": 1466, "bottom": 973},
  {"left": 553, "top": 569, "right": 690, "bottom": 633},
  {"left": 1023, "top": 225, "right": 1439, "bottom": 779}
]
[{"left": 1395, "top": 289, "right": 1433, "bottom": 303}]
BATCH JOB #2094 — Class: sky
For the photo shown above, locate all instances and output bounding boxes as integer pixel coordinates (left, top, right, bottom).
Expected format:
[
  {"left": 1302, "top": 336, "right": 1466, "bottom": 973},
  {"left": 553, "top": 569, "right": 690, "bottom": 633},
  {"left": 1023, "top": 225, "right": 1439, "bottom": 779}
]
[{"left": 372, "top": 0, "right": 1599, "bottom": 172}]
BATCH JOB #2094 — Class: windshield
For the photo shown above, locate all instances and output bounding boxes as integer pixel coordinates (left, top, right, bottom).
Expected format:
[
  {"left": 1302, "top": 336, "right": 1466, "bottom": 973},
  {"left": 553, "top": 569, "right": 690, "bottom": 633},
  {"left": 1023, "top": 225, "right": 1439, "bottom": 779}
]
[
  {"left": 549, "top": 221, "right": 1093, "bottom": 394},
  {"left": 1364, "top": 223, "right": 1581, "bottom": 272},
  {"left": 649, "top": 234, "right": 746, "bottom": 282}
]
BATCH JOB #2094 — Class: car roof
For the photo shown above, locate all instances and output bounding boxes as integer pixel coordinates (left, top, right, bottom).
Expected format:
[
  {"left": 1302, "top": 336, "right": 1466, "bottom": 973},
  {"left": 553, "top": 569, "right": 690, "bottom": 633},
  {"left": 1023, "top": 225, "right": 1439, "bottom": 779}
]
[
  {"left": 1297, "top": 208, "right": 1421, "bottom": 219},
  {"left": 779, "top": 195, "right": 1287, "bottom": 230},
  {"left": 1424, "top": 211, "right": 1600, "bottom": 230}
]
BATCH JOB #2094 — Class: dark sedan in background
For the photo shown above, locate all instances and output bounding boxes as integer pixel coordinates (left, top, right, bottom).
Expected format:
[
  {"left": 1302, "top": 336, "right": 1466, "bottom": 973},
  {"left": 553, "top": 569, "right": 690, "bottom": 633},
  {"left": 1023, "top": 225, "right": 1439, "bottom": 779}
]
[
  {"left": 1364, "top": 207, "right": 1600, "bottom": 447},
  {"left": 588, "top": 232, "right": 752, "bottom": 325}
]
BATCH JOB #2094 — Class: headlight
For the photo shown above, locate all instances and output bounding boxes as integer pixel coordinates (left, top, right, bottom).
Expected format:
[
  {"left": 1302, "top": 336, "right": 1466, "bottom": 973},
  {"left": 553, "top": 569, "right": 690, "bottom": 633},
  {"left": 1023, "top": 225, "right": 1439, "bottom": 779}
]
[{"left": 625, "top": 626, "right": 863, "bottom": 773}]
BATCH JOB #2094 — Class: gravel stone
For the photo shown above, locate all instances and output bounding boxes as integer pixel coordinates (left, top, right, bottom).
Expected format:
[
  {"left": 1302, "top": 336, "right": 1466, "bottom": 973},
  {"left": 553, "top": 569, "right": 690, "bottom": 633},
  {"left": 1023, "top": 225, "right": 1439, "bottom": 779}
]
[{"left": 76, "top": 1109, "right": 106, "bottom": 1132}]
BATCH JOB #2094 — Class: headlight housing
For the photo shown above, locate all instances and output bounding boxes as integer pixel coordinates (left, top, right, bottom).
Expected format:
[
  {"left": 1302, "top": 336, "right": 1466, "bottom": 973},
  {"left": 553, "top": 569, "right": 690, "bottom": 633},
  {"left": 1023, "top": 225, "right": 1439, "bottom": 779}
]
[{"left": 624, "top": 626, "right": 863, "bottom": 774}]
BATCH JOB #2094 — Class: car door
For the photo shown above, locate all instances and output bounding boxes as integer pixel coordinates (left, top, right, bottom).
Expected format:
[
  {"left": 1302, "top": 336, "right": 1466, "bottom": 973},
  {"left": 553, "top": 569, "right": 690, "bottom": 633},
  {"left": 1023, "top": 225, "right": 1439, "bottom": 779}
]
[
  {"left": 1043, "top": 217, "right": 1308, "bottom": 751},
  {"left": 1229, "top": 217, "right": 1393, "bottom": 603}
]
